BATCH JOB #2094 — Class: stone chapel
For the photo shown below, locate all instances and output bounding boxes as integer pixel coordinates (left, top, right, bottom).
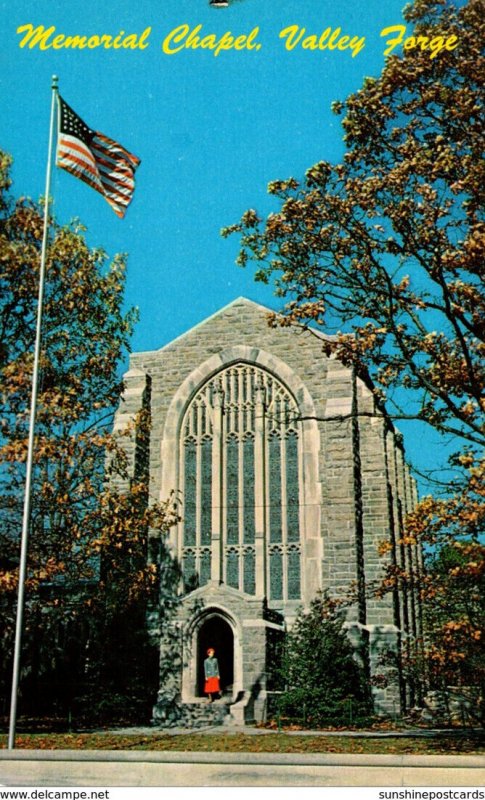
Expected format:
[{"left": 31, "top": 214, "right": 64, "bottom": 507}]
[{"left": 113, "top": 297, "right": 422, "bottom": 726}]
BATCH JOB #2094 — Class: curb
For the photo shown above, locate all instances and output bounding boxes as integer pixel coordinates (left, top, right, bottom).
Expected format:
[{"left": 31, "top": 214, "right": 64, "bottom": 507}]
[{"left": 1, "top": 749, "right": 484, "bottom": 769}]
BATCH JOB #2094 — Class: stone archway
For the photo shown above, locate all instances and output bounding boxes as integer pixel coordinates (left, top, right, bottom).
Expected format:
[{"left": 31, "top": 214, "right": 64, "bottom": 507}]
[
  {"left": 196, "top": 614, "right": 234, "bottom": 697},
  {"left": 159, "top": 342, "right": 323, "bottom": 607}
]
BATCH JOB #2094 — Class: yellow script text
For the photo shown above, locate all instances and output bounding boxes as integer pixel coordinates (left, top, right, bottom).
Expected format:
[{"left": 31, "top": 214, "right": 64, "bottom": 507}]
[
  {"left": 16, "top": 24, "right": 151, "bottom": 50},
  {"left": 380, "top": 25, "right": 458, "bottom": 59},
  {"left": 162, "top": 24, "right": 261, "bottom": 56},
  {"left": 279, "top": 25, "right": 366, "bottom": 57}
]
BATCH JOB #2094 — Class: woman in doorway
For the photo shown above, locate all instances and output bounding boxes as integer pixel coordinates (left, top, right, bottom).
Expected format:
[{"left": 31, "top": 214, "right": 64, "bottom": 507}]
[{"left": 204, "top": 647, "right": 221, "bottom": 702}]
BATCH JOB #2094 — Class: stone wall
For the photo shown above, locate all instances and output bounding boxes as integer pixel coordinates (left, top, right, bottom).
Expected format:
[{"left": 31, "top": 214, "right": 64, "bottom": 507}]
[{"left": 112, "top": 297, "right": 418, "bottom": 719}]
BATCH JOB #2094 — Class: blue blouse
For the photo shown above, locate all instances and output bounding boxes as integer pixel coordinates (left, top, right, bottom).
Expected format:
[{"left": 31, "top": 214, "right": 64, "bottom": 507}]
[{"left": 204, "top": 656, "right": 220, "bottom": 678}]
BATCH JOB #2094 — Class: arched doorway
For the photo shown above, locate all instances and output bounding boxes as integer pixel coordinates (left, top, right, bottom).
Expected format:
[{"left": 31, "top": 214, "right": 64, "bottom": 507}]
[{"left": 196, "top": 614, "right": 234, "bottom": 697}]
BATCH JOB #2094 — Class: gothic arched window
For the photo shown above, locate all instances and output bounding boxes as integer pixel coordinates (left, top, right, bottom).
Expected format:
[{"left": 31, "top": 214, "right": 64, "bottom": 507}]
[{"left": 180, "top": 363, "right": 302, "bottom": 601}]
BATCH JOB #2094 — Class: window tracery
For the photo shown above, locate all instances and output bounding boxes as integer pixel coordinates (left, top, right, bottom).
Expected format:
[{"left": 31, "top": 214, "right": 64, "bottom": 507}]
[{"left": 180, "top": 363, "right": 301, "bottom": 600}]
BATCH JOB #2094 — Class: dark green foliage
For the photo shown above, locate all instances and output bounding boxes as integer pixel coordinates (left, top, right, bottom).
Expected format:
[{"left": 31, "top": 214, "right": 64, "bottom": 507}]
[{"left": 275, "top": 593, "right": 373, "bottom": 727}]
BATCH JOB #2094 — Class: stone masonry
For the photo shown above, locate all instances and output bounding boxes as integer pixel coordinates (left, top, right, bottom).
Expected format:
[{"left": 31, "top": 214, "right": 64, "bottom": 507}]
[{"left": 112, "top": 297, "right": 421, "bottom": 723}]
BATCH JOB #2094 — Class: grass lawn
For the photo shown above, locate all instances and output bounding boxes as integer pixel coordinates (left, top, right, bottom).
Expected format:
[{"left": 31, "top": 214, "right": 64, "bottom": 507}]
[{"left": 1, "top": 731, "right": 484, "bottom": 755}]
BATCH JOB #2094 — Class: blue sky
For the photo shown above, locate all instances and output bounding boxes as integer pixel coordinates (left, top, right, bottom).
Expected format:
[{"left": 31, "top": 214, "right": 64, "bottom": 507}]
[{"left": 1, "top": 0, "right": 452, "bottom": 491}]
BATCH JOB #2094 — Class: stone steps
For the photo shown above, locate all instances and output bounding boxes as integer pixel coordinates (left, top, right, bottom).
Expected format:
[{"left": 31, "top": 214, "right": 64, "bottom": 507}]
[
  {"left": 178, "top": 700, "right": 230, "bottom": 728},
  {"left": 152, "top": 697, "right": 233, "bottom": 729}
]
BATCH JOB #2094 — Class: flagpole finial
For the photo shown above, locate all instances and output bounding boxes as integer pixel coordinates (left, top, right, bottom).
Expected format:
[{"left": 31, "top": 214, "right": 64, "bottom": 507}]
[{"left": 51, "top": 75, "right": 58, "bottom": 90}]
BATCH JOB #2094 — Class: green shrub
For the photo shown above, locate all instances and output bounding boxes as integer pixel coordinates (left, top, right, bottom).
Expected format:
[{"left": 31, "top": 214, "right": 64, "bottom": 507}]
[{"left": 274, "top": 592, "right": 373, "bottom": 727}]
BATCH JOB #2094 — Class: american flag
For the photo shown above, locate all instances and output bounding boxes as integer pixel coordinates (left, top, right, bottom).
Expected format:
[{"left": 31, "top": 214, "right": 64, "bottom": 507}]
[{"left": 56, "top": 96, "right": 140, "bottom": 218}]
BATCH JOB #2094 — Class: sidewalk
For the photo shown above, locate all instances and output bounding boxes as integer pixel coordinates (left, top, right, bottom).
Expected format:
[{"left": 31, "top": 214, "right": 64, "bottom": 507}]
[
  {"left": 90, "top": 723, "right": 485, "bottom": 739},
  {"left": 1, "top": 747, "right": 484, "bottom": 787}
]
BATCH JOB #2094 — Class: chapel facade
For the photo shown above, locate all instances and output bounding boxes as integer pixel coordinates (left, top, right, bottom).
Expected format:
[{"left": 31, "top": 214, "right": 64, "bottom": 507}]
[{"left": 113, "top": 297, "right": 422, "bottom": 725}]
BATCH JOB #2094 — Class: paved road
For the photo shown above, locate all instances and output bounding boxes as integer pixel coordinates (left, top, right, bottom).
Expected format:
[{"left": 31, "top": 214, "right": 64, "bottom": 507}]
[{"left": 1, "top": 751, "right": 484, "bottom": 787}]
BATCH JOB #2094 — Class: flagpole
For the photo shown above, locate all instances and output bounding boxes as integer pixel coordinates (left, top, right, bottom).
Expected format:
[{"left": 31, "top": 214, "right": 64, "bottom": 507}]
[{"left": 7, "top": 75, "right": 59, "bottom": 751}]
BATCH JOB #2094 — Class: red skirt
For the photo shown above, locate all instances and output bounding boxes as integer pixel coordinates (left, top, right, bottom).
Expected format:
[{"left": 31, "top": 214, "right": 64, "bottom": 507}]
[{"left": 204, "top": 676, "right": 220, "bottom": 694}]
